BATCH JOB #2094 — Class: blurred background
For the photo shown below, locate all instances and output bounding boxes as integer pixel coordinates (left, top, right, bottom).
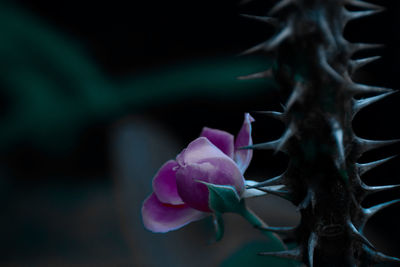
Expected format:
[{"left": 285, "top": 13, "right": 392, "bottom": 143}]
[{"left": 0, "top": 0, "right": 399, "bottom": 266}]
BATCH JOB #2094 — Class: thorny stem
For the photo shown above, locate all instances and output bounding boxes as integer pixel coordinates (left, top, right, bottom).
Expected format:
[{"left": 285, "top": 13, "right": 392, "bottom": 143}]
[{"left": 241, "top": 0, "right": 400, "bottom": 266}]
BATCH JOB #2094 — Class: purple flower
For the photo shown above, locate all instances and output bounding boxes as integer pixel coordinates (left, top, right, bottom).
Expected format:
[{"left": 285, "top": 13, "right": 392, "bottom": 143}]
[{"left": 141, "top": 113, "right": 255, "bottom": 233}]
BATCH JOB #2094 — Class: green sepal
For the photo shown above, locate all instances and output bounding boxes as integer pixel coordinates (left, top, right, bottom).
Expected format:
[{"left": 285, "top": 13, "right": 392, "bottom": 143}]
[
  {"left": 199, "top": 181, "right": 246, "bottom": 214},
  {"left": 200, "top": 181, "right": 287, "bottom": 250},
  {"left": 199, "top": 181, "right": 246, "bottom": 241}
]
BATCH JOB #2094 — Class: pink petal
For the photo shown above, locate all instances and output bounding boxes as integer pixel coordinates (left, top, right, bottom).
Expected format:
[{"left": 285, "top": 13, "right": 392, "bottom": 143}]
[
  {"left": 141, "top": 193, "right": 207, "bottom": 233},
  {"left": 176, "top": 137, "right": 229, "bottom": 166},
  {"left": 175, "top": 139, "right": 245, "bottom": 212},
  {"left": 152, "top": 160, "right": 183, "bottom": 205},
  {"left": 200, "top": 127, "right": 234, "bottom": 158},
  {"left": 234, "top": 113, "right": 255, "bottom": 174}
]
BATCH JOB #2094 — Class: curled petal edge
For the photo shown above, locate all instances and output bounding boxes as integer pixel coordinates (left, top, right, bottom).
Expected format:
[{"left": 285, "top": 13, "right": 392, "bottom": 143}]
[
  {"left": 152, "top": 160, "right": 184, "bottom": 205},
  {"left": 200, "top": 127, "right": 235, "bottom": 158}
]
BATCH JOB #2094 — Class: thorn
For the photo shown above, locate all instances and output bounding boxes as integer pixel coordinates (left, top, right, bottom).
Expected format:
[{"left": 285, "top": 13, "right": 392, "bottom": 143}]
[
  {"left": 355, "top": 137, "right": 400, "bottom": 154},
  {"left": 348, "top": 220, "right": 375, "bottom": 249},
  {"left": 240, "top": 25, "right": 292, "bottom": 55},
  {"left": 268, "top": 26, "right": 293, "bottom": 50},
  {"left": 247, "top": 173, "right": 286, "bottom": 188},
  {"left": 349, "top": 43, "right": 384, "bottom": 55},
  {"left": 318, "top": 14, "right": 336, "bottom": 47},
  {"left": 241, "top": 124, "right": 295, "bottom": 153},
  {"left": 241, "top": 185, "right": 285, "bottom": 198},
  {"left": 363, "top": 184, "right": 400, "bottom": 195},
  {"left": 240, "top": 139, "right": 281, "bottom": 150},
  {"left": 308, "top": 232, "right": 317, "bottom": 267},
  {"left": 269, "top": 0, "right": 293, "bottom": 15},
  {"left": 240, "top": 14, "right": 279, "bottom": 26},
  {"left": 345, "top": 0, "right": 385, "bottom": 11},
  {"left": 256, "top": 186, "right": 291, "bottom": 200},
  {"left": 259, "top": 248, "right": 302, "bottom": 261},
  {"left": 348, "top": 83, "right": 393, "bottom": 95},
  {"left": 353, "top": 176, "right": 370, "bottom": 202},
  {"left": 373, "top": 253, "right": 400, "bottom": 264},
  {"left": 280, "top": 103, "right": 288, "bottom": 112},
  {"left": 286, "top": 82, "right": 305, "bottom": 109},
  {"left": 352, "top": 90, "right": 396, "bottom": 117},
  {"left": 240, "top": 41, "right": 269, "bottom": 56},
  {"left": 329, "top": 118, "right": 346, "bottom": 169},
  {"left": 257, "top": 225, "right": 296, "bottom": 235},
  {"left": 237, "top": 69, "right": 273, "bottom": 80},
  {"left": 357, "top": 155, "right": 397, "bottom": 176},
  {"left": 364, "top": 246, "right": 400, "bottom": 264},
  {"left": 364, "top": 199, "right": 400, "bottom": 218},
  {"left": 318, "top": 46, "right": 344, "bottom": 82},
  {"left": 359, "top": 199, "right": 400, "bottom": 231},
  {"left": 333, "top": 129, "right": 345, "bottom": 168},
  {"left": 349, "top": 56, "right": 381, "bottom": 74},
  {"left": 276, "top": 124, "right": 296, "bottom": 153},
  {"left": 355, "top": 176, "right": 400, "bottom": 200},
  {"left": 297, "top": 188, "right": 316, "bottom": 211},
  {"left": 254, "top": 111, "right": 285, "bottom": 121},
  {"left": 344, "top": 9, "right": 383, "bottom": 23}
]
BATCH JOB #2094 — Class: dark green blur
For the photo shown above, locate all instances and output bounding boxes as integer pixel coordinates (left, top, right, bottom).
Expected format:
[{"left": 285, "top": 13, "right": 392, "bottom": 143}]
[{"left": 0, "top": 0, "right": 276, "bottom": 151}]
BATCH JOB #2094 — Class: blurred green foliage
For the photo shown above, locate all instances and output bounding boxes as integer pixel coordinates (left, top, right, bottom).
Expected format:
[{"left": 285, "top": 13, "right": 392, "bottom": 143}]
[{"left": 0, "top": 1, "right": 276, "bottom": 151}]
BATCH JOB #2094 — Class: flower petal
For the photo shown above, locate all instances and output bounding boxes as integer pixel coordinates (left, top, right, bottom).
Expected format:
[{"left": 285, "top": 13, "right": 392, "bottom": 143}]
[
  {"left": 234, "top": 113, "right": 255, "bottom": 173},
  {"left": 176, "top": 141, "right": 245, "bottom": 212},
  {"left": 176, "top": 137, "right": 230, "bottom": 166},
  {"left": 200, "top": 127, "right": 234, "bottom": 158},
  {"left": 141, "top": 193, "right": 207, "bottom": 233},
  {"left": 152, "top": 160, "right": 183, "bottom": 205}
]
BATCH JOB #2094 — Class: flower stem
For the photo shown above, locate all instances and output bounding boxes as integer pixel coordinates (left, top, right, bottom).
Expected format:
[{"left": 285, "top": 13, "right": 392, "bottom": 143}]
[{"left": 240, "top": 205, "right": 287, "bottom": 250}]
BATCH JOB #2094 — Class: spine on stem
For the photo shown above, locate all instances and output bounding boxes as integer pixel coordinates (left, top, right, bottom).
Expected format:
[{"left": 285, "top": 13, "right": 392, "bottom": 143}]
[{"left": 241, "top": 0, "right": 400, "bottom": 266}]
